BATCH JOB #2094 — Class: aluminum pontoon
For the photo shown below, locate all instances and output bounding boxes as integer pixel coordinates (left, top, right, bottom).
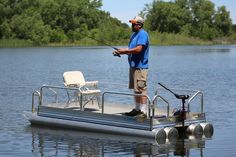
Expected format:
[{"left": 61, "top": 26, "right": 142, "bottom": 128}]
[{"left": 24, "top": 84, "right": 213, "bottom": 143}]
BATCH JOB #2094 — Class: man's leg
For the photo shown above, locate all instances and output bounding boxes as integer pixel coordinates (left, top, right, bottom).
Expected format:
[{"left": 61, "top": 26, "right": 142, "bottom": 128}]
[
  {"left": 126, "top": 68, "right": 148, "bottom": 116},
  {"left": 135, "top": 91, "right": 147, "bottom": 115},
  {"left": 135, "top": 69, "right": 148, "bottom": 115},
  {"left": 125, "top": 68, "right": 142, "bottom": 116}
]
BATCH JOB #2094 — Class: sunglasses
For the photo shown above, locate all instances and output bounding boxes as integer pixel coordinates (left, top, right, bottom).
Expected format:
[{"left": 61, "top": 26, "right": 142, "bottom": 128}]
[{"left": 132, "top": 23, "right": 141, "bottom": 26}]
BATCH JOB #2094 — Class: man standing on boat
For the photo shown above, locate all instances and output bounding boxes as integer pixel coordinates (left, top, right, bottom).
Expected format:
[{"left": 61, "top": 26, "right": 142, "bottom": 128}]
[{"left": 114, "top": 16, "right": 149, "bottom": 118}]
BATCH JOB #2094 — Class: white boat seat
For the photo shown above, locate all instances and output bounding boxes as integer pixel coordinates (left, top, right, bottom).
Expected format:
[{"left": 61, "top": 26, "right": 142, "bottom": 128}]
[{"left": 63, "top": 71, "right": 101, "bottom": 110}]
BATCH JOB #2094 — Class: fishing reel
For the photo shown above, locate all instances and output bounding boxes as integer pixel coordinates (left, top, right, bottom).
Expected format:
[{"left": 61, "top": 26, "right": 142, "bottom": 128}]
[{"left": 113, "top": 50, "right": 121, "bottom": 57}]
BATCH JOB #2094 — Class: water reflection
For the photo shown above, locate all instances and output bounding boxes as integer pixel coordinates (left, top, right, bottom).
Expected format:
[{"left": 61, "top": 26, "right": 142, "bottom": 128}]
[
  {"left": 26, "top": 125, "right": 208, "bottom": 157},
  {"left": 199, "top": 47, "right": 231, "bottom": 53}
]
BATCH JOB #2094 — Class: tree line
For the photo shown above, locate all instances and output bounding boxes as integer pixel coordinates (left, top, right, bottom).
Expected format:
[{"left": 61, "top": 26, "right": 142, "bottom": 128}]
[
  {"left": 0, "top": 0, "right": 130, "bottom": 45},
  {"left": 0, "top": 0, "right": 234, "bottom": 46},
  {"left": 141, "top": 0, "right": 233, "bottom": 40}
]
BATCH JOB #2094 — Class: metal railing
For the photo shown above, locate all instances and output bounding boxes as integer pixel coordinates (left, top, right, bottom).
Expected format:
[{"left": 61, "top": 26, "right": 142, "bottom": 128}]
[
  {"left": 101, "top": 91, "right": 152, "bottom": 117},
  {"left": 31, "top": 85, "right": 204, "bottom": 118},
  {"left": 39, "top": 84, "right": 80, "bottom": 104},
  {"left": 154, "top": 88, "right": 204, "bottom": 117},
  {"left": 187, "top": 91, "right": 204, "bottom": 113},
  {"left": 152, "top": 95, "right": 170, "bottom": 117},
  {"left": 31, "top": 85, "right": 80, "bottom": 113}
]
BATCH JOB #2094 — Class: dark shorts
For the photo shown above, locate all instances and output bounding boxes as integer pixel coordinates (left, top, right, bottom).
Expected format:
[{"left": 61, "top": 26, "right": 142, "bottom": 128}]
[{"left": 129, "top": 68, "right": 148, "bottom": 93}]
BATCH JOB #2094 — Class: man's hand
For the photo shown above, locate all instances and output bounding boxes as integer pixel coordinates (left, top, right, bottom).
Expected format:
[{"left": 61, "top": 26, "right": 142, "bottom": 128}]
[
  {"left": 117, "top": 48, "right": 129, "bottom": 54},
  {"left": 113, "top": 51, "right": 121, "bottom": 57}
]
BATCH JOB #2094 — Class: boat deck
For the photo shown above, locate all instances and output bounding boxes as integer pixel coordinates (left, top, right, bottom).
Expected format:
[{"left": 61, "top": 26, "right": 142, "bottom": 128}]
[{"left": 45, "top": 101, "right": 167, "bottom": 117}]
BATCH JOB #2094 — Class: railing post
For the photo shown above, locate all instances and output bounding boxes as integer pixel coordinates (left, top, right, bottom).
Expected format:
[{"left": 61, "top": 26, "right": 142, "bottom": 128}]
[
  {"left": 32, "top": 91, "right": 40, "bottom": 113},
  {"left": 147, "top": 98, "right": 151, "bottom": 118},
  {"left": 80, "top": 94, "right": 83, "bottom": 111},
  {"left": 102, "top": 93, "right": 105, "bottom": 114},
  {"left": 201, "top": 93, "right": 204, "bottom": 113},
  {"left": 32, "top": 92, "right": 35, "bottom": 113}
]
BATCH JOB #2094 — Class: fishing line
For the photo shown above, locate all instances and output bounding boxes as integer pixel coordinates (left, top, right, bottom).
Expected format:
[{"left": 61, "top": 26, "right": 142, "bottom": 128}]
[{"left": 82, "top": 33, "right": 121, "bottom": 57}]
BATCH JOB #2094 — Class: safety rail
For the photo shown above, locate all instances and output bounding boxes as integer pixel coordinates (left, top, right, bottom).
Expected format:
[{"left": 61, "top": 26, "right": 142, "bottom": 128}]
[
  {"left": 154, "top": 88, "right": 204, "bottom": 116},
  {"left": 187, "top": 91, "right": 204, "bottom": 113},
  {"left": 47, "top": 87, "right": 58, "bottom": 104},
  {"left": 152, "top": 95, "right": 170, "bottom": 117},
  {"left": 33, "top": 84, "right": 103, "bottom": 113},
  {"left": 102, "top": 91, "right": 152, "bottom": 118},
  {"left": 32, "top": 85, "right": 204, "bottom": 118},
  {"left": 36, "top": 84, "right": 80, "bottom": 109}
]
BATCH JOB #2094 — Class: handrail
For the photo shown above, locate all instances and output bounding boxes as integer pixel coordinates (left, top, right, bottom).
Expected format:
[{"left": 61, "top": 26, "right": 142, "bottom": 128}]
[
  {"left": 102, "top": 91, "right": 152, "bottom": 118},
  {"left": 48, "top": 87, "right": 58, "bottom": 103},
  {"left": 39, "top": 84, "right": 80, "bottom": 107},
  {"left": 32, "top": 91, "right": 40, "bottom": 113},
  {"left": 155, "top": 87, "right": 204, "bottom": 114},
  {"left": 187, "top": 91, "right": 204, "bottom": 113},
  {"left": 34, "top": 84, "right": 204, "bottom": 118},
  {"left": 152, "top": 95, "right": 170, "bottom": 117}
]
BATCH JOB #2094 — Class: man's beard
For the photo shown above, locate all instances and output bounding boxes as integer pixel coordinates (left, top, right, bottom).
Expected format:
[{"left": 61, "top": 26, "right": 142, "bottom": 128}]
[{"left": 132, "top": 28, "right": 138, "bottom": 32}]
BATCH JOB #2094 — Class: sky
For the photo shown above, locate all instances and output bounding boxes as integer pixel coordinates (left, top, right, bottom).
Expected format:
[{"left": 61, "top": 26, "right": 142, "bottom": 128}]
[{"left": 101, "top": 0, "right": 236, "bottom": 24}]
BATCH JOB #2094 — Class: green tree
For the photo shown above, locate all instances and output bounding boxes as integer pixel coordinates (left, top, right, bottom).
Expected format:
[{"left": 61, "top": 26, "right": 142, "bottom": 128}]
[
  {"left": 142, "top": 0, "right": 233, "bottom": 40},
  {"left": 214, "top": 6, "right": 232, "bottom": 36},
  {"left": 189, "top": 0, "right": 216, "bottom": 39},
  {"left": 0, "top": 21, "right": 11, "bottom": 38},
  {"left": 50, "top": 27, "right": 68, "bottom": 43},
  {"left": 144, "top": 1, "right": 189, "bottom": 33},
  {"left": 0, "top": 0, "right": 130, "bottom": 45},
  {"left": 9, "top": 9, "right": 51, "bottom": 45}
]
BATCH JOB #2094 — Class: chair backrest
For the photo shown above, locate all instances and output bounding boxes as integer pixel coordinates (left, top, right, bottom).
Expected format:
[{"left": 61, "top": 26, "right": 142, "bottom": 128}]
[{"left": 63, "top": 71, "right": 86, "bottom": 87}]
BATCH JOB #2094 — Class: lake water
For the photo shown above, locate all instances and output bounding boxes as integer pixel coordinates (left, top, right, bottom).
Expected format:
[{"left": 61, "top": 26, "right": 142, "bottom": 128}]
[{"left": 0, "top": 45, "right": 236, "bottom": 156}]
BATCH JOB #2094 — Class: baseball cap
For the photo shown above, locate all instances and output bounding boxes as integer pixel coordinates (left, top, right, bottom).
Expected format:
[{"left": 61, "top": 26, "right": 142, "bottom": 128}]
[{"left": 129, "top": 16, "right": 144, "bottom": 24}]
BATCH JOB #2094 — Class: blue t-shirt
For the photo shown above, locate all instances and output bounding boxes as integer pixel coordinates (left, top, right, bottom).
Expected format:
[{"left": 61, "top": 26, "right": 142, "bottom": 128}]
[{"left": 128, "top": 29, "right": 149, "bottom": 69}]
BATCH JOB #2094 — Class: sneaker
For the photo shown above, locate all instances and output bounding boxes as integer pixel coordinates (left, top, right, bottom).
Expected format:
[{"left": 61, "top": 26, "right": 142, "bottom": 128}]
[
  {"left": 125, "top": 109, "right": 141, "bottom": 116},
  {"left": 135, "top": 112, "right": 147, "bottom": 119}
]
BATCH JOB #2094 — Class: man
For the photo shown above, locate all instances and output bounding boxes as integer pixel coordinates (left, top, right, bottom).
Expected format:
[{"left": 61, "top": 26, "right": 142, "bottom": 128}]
[{"left": 114, "top": 16, "right": 149, "bottom": 118}]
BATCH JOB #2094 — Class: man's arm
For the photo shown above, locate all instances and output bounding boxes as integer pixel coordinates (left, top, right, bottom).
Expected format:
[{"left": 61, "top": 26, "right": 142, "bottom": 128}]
[{"left": 116, "top": 45, "right": 145, "bottom": 55}]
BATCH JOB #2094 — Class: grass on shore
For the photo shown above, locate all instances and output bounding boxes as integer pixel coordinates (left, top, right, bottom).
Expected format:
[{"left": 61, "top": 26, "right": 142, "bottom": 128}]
[
  {"left": 1, "top": 33, "right": 235, "bottom": 48},
  {"left": 0, "top": 39, "right": 33, "bottom": 48},
  {"left": 150, "top": 32, "right": 211, "bottom": 45}
]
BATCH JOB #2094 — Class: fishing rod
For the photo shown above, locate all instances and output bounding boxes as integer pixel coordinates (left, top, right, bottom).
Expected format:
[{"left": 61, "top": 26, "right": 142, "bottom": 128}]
[{"left": 83, "top": 34, "right": 121, "bottom": 57}]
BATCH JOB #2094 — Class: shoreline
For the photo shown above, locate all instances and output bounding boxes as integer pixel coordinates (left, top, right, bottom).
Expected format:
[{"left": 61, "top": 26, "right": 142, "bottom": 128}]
[{"left": 0, "top": 37, "right": 235, "bottom": 48}]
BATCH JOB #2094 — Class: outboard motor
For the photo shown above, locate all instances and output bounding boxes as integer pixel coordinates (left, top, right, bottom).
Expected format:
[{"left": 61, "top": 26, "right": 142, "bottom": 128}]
[{"left": 158, "top": 83, "right": 189, "bottom": 128}]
